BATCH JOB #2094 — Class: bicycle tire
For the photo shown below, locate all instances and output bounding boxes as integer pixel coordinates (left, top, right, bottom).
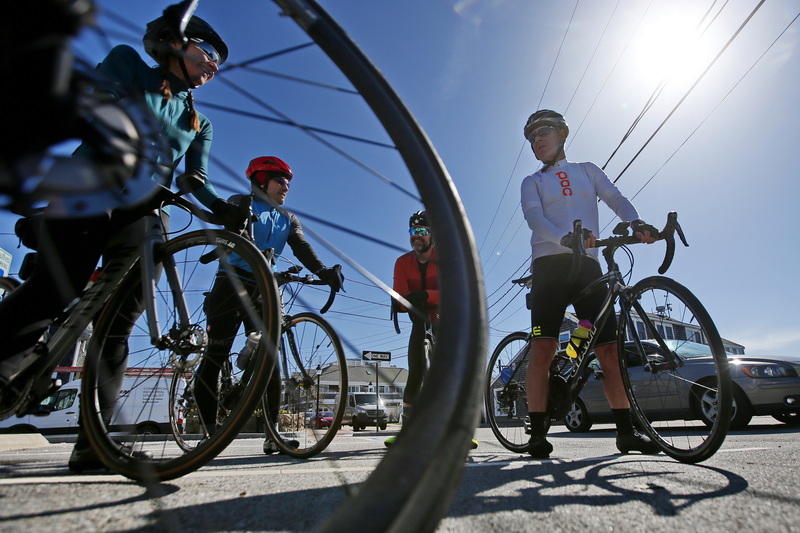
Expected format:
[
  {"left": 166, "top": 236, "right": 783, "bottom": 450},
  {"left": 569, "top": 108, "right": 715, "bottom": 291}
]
[
  {"left": 0, "top": 276, "right": 20, "bottom": 295},
  {"left": 485, "top": 331, "right": 530, "bottom": 453},
  {"left": 263, "top": 312, "right": 347, "bottom": 459},
  {"left": 167, "top": 357, "right": 237, "bottom": 454},
  {"left": 272, "top": 2, "right": 486, "bottom": 531},
  {"left": 80, "top": 228, "right": 281, "bottom": 481},
  {"left": 618, "top": 275, "right": 732, "bottom": 464}
]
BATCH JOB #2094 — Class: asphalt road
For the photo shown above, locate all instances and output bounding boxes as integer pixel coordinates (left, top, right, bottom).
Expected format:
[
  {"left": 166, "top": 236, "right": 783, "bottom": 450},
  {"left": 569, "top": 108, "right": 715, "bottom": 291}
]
[{"left": 0, "top": 417, "right": 798, "bottom": 532}]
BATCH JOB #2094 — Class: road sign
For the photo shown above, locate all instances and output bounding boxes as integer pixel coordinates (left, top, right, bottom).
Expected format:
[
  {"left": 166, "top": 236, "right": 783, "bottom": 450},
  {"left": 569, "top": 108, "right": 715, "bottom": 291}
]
[
  {"left": 362, "top": 350, "right": 391, "bottom": 362},
  {"left": 0, "top": 247, "right": 11, "bottom": 277}
]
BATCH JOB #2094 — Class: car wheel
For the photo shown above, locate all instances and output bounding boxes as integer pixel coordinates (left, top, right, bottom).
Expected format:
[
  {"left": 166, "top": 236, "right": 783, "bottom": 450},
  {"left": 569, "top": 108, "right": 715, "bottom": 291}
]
[
  {"left": 379, "top": 423, "right": 387, "bottom": 430},
  {"left": 564, "top": 398, "right": 593, "bottom": 433},
  {"left": 135, "top": 422, "right": 161, "bottom": 436},
  {"left": 352, "top": 418, "right": 360, "bottom": 431},
  {"left": 772, "top": 412, "right": 800, "bottom": 425},
  {"left": 696, "top": 382, "right": 753, "bottom": 429}
]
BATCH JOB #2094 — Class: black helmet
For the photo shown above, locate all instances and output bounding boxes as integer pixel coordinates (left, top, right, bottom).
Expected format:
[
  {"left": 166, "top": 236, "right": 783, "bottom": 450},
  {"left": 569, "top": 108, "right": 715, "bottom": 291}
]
[
  {"left": 409, "top": 210, "right": 428, "bottom": 227},
  {"left": 144, "top": 13, "right": 228, "bottom": 65},
  {"left": 524, "top": 109, "right": 569, "bottom": 141}
]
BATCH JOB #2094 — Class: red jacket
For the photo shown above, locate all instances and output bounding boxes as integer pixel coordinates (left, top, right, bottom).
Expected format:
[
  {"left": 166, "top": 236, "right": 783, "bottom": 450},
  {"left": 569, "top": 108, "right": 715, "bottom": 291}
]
[{"left": 393, "top": 246, "right": 439, "bottom": 323}]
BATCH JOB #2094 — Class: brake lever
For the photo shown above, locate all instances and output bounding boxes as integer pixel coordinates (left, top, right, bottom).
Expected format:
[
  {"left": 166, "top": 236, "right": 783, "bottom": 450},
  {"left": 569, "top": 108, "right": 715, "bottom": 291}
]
[
  {"left": 567, "top": 219, "right": 584, "bottom": 283},
  {"left": 657, "top": 211, "right": 687, "bottom": 274},
  {"left": 162, "top": 0, "right": 199, "bottom": 45}
]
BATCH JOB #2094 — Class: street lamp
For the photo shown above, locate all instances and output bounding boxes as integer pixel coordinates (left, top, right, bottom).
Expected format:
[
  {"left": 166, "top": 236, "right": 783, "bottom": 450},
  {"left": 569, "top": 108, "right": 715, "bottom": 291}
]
[{"left": 315, "top": 364, "right": 322, "bottom": 425}]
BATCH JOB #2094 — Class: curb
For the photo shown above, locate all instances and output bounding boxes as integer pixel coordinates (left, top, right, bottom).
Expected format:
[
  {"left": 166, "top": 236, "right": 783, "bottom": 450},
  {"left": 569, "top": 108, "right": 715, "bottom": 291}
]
[{"left": 0, "top": 434, "right": 50, "bottom": 452}]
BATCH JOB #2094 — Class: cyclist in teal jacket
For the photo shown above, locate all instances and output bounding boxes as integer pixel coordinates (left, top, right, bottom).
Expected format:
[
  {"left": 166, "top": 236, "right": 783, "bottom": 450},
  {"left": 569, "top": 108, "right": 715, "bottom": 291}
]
[
  {"left": 196, "top": 156, "right": 343, "bottom": 455},
  {"left": 0, "top": 6, "right": 246, "bottom": 472},
  {"left": 520, "top": 109, "right": 659, "bottom": 459}
]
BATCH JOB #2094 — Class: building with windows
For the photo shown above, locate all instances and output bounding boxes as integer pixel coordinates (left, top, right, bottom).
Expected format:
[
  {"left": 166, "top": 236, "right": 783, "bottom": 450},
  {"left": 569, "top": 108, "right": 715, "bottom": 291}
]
[{"left": 294, "top": 359, "right": 408, "bottom": 420}]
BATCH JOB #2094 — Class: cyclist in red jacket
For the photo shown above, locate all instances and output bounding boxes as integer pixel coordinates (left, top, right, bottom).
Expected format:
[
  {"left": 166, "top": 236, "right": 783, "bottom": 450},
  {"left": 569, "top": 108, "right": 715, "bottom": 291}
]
[{"left": 386, "top": 211, "right": 477, "bottom": 449}]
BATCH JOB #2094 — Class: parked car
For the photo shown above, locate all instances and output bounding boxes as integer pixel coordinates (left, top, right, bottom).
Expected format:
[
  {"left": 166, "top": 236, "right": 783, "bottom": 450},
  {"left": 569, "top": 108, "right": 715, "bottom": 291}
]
[
  {"left": 564, "top": 340, "right": 800, "bottom": 432},
  {"left": 309, "top": 410, "right": 334, "bottom": 429}
]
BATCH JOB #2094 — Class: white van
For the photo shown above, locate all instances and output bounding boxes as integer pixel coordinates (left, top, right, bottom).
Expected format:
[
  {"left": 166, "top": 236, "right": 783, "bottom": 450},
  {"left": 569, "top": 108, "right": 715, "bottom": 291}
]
[
  {"left": 339, "top": 392, "right": 388, "bottom": 431},
  {"left": 0, "top": 377, "right": 179, "bottom": 436}
]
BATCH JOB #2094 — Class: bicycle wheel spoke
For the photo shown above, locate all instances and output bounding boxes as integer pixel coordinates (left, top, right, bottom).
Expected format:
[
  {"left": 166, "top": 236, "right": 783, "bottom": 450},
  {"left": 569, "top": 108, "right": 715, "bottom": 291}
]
[
  {"left": 81, "top": 229, "right": 280, "bottom": 481},
  {"left": 619, "top": 276, "right": 732, "bottom": 463},
  {"left": 264, "top": 312, "right": 347, "bottom": 459},
  {"left": 485, "top": 332, "right": 531, "bottom": 453}
]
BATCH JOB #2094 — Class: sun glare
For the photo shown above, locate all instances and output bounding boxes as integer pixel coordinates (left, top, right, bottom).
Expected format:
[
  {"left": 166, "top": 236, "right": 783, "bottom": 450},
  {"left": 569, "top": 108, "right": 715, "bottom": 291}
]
[{"left": 630, "top": 11, "right": 713, "bottom": 87}]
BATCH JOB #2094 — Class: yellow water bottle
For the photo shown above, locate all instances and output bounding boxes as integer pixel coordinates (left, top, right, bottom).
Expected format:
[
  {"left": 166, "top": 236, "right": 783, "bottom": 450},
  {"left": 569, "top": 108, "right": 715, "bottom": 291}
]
[{"left": 566, "top": 320, "right": 593, "bottom": 358}]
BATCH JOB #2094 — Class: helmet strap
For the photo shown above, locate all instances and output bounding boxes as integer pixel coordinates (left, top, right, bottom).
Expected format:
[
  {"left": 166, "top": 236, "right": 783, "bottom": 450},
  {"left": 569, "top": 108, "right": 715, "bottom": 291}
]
[{"left": 176, "top": 42, "right": 198, "bottom": 89}]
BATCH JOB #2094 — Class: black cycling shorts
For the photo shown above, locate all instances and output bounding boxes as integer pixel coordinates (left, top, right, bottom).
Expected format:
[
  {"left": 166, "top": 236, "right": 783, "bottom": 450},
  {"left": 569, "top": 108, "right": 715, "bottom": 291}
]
[{"left": 529, "top": 254, "right": 617, "bottom": 345}]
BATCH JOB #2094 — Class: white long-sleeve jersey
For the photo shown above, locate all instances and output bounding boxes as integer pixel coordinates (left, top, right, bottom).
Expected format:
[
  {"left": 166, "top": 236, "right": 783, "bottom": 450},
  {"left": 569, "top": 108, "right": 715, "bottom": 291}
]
[{"left": 520, "top": 159, "right": 639, "bottom": 263}]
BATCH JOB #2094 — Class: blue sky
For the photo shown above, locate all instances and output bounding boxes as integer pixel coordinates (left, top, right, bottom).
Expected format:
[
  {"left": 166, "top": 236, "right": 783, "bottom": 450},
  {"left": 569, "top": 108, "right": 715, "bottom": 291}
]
[{"left": 1, "top": 0, "right": 798, "bottom": 364}]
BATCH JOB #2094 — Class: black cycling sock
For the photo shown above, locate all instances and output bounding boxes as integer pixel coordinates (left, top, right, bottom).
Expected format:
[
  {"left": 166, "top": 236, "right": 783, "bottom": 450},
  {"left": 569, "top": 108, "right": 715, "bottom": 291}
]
[
  {"left": 612, "top": 408, "right": 634, "bottom": 436},
  {"left": 528, "top": 412, "right": 549, "bottom": 437}
]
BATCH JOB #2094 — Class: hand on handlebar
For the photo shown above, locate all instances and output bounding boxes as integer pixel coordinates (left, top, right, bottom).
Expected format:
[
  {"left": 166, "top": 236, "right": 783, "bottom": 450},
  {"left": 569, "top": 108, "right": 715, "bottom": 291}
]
[
  {"left": 631, "top": 220, "right": 659, "bottom": 244},
  {"left": 316, "top": 265, "right": 345, "bottom": 292},
  {"left": 560, "top": 227, "right": 596, "bottom": 250},
  {"left": 211, "top": 199, "right": 250, "bottom": 233}
]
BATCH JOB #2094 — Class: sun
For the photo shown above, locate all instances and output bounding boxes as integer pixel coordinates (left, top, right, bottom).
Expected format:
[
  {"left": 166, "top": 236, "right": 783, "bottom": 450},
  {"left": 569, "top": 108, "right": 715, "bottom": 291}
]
[{"left": 629, "top": 10, "right": 714, "bottom": 87}]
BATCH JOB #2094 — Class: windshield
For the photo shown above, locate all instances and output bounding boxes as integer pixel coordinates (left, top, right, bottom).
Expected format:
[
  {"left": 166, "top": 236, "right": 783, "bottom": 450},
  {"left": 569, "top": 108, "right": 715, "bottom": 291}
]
[
  {"left": 355, "top": 393, "right": 384, "bottom": 406},
  {"left": 663, "top": 339, "right": 714, "bottom": 359}
]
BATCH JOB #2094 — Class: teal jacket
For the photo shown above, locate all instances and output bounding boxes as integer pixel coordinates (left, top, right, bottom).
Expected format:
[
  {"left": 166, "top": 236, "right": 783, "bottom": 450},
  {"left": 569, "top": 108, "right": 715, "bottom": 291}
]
[{"left": 81, "top": 44, "right": 222, "bottom": 209}]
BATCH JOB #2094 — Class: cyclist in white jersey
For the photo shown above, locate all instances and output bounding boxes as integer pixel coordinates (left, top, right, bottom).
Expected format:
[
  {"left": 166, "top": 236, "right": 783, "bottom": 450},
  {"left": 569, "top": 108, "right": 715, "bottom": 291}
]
[{"left": 520, "top": 109, "right": 659, "bottom": 458}]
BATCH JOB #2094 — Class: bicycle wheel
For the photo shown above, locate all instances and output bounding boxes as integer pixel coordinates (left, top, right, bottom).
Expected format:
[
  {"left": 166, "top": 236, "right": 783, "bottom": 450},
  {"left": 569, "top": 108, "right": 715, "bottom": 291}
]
[
  {"left": 0, "top": 276, "right": 20, "bottom": 299},
  {"left": 485, "top": 331, "right": 530, "bottom": 453},
  {"left": 80, "top": 228, "right": 281, "bottom": 481},
  {"left": 263, "top": 312, "right": 347, "bottom": 459},
  {"left": 269, "top": 3, "right": 486, "bottom": 531},
  {"left": 618, "top": 275, "right": 732, "bottom": 463}
]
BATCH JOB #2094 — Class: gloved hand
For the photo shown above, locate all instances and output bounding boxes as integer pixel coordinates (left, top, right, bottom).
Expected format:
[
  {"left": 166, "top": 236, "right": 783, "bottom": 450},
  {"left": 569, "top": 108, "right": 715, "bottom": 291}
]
[
  {"left": 403, "top": 290, "right": 428, "bottom": 311},
  {"left": 631, "top": 220, "right": 659, "bottom": 243},
  {"left": 211, "top": 199, "right": 249, "bottom": 233},
  {"left": 317, "top": 265, "right": 344, "bottom": 292},
  {"left": 560, "top": 227, "right": 595, "bottom": 249}
]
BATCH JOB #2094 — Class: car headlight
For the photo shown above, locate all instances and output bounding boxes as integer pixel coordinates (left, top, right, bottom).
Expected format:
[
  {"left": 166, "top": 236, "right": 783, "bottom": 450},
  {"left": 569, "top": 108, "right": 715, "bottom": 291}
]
[
  {"left": 355, "top": 406, "right": 367, "bottom": 414},
  {"left": 739, "top": 363, "right": 798, "bottom": 378}
]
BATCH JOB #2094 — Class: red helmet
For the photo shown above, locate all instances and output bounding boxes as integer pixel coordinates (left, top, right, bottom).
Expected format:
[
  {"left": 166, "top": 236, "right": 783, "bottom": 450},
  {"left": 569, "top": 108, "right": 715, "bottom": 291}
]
[{"left": 245, "top": 156, "right": 293, "bottom": 185}]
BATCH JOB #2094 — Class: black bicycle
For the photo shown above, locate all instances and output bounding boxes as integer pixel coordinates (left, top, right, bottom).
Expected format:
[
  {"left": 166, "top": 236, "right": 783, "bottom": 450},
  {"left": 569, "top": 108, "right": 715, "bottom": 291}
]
[
  {"left": 257, "top": 265, "right": 348, "bottom": 458},
  {"left": 4, "top": 0, "right": 486, "bottom": 530},
  {"left": 485, "top": 213, "right": 732, "bottom": 464}
]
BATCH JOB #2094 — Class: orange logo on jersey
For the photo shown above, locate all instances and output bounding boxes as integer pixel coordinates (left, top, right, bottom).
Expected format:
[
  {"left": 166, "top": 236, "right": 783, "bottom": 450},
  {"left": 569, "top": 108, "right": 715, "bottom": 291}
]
[{"left": 556, "top": 171, "right": 572, "bottom": 196}]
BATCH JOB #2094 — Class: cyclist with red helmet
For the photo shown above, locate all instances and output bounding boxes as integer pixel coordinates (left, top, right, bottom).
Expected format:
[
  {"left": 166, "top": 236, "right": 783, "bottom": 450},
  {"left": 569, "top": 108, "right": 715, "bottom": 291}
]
[
  {"left": 196, "top": 156, "right": 344, "bottom": 455},
  {"left": 520, "top": 109, "right": 659, "bottom": 458}
]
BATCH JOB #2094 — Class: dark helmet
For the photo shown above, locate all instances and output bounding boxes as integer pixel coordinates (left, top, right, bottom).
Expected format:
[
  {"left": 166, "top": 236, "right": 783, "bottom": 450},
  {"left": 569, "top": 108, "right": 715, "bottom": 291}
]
[
  {"left": 523, "top": 109, "right": 569, "bottom": 141},
  {"left": 409, "top": 210, "right": 428, "bottom": 227},
  {"left": 144, "top": 14, "right": 229, "bottom": 65},
  {"left": 246, "top": 156, "right": 293, "bottom": 185}
]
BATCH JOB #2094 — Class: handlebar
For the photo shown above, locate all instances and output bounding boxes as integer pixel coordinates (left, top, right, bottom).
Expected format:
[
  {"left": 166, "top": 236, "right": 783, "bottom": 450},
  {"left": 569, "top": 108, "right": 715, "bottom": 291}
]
[
  {"left": 275, "top": 265, "right": 340, "bottom": 315},
  {"left": 566, "top": 212, "right": 688, "bottom": 283}
]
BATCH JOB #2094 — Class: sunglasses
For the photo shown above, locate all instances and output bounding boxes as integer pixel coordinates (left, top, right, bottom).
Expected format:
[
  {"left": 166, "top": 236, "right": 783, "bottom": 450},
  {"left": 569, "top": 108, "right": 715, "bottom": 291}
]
[
  {"left": 192, "top": 39, "right": 221, "bottom": 64},
  {"left": 271, "top": 176, "right": 290, "bottom": 189},
  {"left": 527, "top": 125, "right": 557, "bottom": 141},
  {"left": 409, "top": 227, "right": 431, "bottom": 236}
]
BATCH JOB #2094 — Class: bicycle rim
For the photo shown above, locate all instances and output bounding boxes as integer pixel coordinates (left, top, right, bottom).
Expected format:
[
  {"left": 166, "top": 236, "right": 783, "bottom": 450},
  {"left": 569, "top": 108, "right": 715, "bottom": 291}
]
[
  {"left": 268, "top": 2, "right": 486, "bottom": 531},
  {"left": 485, "top": 332, "right": 530, "bottom": 453},
  {"left": 619, "top": 275, "right": 732, "bottom": 463},
  {"left": 264, "top": 312, "right": 347, "bottom": 458},
  {"left": 81, "top": 229, "right": 280, "bottom": 481}
]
